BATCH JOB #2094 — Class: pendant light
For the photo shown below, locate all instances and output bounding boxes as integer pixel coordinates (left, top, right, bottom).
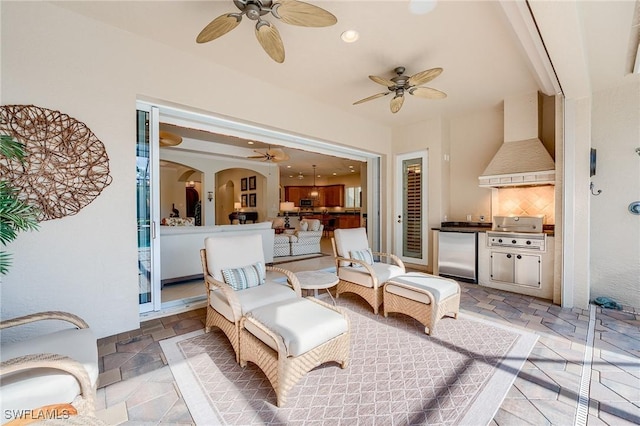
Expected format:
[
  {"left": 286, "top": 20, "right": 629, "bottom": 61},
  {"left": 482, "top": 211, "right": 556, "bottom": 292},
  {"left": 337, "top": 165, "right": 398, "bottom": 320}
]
[{"left": 310, "top": 165, "right": 319, "bottom": 198}]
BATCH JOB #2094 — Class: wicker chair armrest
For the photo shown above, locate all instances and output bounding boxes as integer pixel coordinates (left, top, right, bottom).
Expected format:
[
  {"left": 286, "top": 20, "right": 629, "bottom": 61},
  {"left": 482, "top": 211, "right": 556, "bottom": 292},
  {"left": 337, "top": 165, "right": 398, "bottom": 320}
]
[
  {"left": 334, "top": 255, "right": 379, "bottom": 288},
  {"left": 0, "top": 311, "right": 89, "bottom": 331},
  {"left": 266, "top": 265, "right": 302, "bottom": 297},
  {"left": 372, "top": 252, "right": 406, "bottom": 271},
  {"left": 0, "top": 353, "right": 95, "bottom": 414},
  {"left": 204, "top": 274, "right": 243, "bottom": 322}
]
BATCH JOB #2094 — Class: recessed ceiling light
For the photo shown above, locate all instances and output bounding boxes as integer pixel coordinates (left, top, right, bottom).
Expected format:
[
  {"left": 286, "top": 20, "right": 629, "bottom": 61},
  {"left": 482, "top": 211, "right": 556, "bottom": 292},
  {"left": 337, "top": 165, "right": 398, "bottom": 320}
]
[
  {"left": 287, "top": 165, "right": 292, "bottom": 168},
  {"left": 348, "top": 165, "right": 354, "bottom": 168},
  {"left": 289, "top": 175, "right": 293, "bottom": 178},
  {"left": 248, "top": 141, "right": 254, "bottom": 145},
  {"left": 341, "top": 30, "right": 359, "bottom": 43},
  {"left": 332, "top": 172, "right": 337, "bottom": 176},
  {"left": 351, "top": 169, "right": 355, "bottom": 172}
]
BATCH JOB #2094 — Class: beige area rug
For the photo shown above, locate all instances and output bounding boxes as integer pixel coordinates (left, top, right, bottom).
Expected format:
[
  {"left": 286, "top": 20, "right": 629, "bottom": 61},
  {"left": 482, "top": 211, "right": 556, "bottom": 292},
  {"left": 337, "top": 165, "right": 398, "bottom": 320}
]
[{"left": 161, "top": 295, "right": 537, "bottom": 425}]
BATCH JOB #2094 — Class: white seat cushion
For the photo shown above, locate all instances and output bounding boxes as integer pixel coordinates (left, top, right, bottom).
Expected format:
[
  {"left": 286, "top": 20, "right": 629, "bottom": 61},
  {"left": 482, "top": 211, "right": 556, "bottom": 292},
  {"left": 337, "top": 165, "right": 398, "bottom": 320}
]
[
  {"left": 209, "top": 281, "right": 297, "bottom": 322},
  {"left": 338, "top": 263, "right": 405, "bottom": 288},
  {"left": 245, "top": 298, "right": 348, "bottom": 357},
  {"left": 0, "top": 327, "right": 98, "bottom": 415},
  {"left": 385, "top": 272, "right": 459, "bottom": 304}
]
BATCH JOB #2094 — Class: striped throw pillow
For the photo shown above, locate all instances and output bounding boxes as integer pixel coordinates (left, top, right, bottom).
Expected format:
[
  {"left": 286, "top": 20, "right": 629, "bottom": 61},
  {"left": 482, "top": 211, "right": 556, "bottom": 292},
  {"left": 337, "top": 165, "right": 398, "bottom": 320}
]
[
  {"left": 349, "top": 248, "right": 374, "bottom": 267},
  {"left": 221, "top": 261, "right": 266, "bottom": 291}
]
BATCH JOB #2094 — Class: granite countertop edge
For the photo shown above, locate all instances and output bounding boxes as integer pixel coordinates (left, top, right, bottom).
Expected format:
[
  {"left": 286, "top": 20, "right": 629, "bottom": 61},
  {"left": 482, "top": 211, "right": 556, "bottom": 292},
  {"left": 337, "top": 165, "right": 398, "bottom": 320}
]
[{"left": 432, "top": 222, "right": 555, "bottom": 236}]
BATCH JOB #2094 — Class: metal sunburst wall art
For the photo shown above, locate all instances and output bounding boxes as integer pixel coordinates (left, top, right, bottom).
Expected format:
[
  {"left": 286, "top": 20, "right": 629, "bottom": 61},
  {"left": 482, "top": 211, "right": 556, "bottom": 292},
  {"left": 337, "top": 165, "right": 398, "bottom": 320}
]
[{"left": 0, "top": 104, "right": 113, "bottom": 221}]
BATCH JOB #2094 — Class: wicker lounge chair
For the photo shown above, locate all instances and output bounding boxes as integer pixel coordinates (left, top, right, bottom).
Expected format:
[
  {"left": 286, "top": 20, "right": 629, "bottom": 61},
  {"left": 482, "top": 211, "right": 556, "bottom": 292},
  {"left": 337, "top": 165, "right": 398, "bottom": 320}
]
[
  {"left": 200, "top": 233, "right": 301, "bottom": 363},
  {"left": 332, "top": 228, "right": 406, "bottom": 314},
  {"left": 0, "top": 311, "right": 98, "bottom": 422}
]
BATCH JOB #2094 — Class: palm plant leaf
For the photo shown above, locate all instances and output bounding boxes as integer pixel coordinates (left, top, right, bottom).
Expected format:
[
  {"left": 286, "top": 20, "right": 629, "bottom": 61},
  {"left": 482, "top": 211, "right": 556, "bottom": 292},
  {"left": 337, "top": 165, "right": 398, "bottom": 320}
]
[{"left": 0, "top": 134, "right": 40, "bottom": 274}]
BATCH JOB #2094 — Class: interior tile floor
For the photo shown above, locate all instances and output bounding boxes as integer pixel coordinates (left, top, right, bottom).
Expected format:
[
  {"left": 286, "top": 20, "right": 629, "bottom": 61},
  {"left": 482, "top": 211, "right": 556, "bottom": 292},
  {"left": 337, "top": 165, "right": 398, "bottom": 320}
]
[{"left": 96, "top": 254, "right": 640, "bottom": 425}]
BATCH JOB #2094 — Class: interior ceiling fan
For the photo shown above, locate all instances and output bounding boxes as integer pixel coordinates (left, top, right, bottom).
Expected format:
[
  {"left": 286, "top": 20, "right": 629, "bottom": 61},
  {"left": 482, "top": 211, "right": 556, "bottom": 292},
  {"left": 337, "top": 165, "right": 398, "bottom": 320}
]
[
  {"left": 353, "top": 66, "right": 447, "bottom": 114},
  {"left": 248, "top": 147, "right": 290, "bottom": 162},
  {"left": 196, "top": 0, "right": 337, "bottom": 63}
]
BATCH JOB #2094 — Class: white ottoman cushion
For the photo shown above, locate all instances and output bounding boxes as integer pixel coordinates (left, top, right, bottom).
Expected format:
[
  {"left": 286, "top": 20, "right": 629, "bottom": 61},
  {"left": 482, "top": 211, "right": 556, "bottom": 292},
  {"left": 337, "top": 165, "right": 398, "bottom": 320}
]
[
  {"left": 385, "top": 272, "right": 459, "bottom": 304},
  {"left": 338, "top": 263, "right": 404, "bottom": 288},
  {"left": 209, "top": 281, "right": 297, "bottom": 322},
  {"left": 0, "top": 327, "right": 98, "bottom": 414},
  {"left": 246, "top": 299, "right": 348, "bottom": 357}
]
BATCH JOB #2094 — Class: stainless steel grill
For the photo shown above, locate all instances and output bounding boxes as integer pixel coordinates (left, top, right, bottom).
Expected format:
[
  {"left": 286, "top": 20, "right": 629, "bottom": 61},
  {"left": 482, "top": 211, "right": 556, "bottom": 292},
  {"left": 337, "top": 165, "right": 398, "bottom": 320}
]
[{"left": 487, "top": 216, "right": 546, "bottom": 252}]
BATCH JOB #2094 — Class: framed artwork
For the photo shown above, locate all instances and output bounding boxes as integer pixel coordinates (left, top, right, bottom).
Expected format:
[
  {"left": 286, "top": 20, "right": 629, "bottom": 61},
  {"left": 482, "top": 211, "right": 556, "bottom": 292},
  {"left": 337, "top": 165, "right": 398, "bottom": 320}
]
[
  {"left": 241, "top": 177, "right": 248, "bottom": 191},
  {"left": 241, "top": 194, "right": 248, "bottom": 207},
  {"left": 248, "top": 175, "right": 256, "bottom": 190},
  {"left": 249, "top": 193, "right": 256, "bottom": 207}
]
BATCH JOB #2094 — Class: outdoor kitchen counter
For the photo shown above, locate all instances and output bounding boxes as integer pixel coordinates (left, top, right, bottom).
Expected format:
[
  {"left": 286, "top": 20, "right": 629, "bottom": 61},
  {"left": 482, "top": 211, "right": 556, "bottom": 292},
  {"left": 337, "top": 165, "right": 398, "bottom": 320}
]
[
  {"left": 432, "top": 222, "right": 554, "bottom": 236},
  {"left": 432, "top": 222, "right": 492, "bottom": 233}
]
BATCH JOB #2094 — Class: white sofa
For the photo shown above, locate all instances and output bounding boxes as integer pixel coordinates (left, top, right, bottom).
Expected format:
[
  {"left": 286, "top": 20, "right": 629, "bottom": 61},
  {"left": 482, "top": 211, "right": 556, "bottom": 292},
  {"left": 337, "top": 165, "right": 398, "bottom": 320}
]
[{"left": 160, "top": 222, "right": 275, "bottom": 283}]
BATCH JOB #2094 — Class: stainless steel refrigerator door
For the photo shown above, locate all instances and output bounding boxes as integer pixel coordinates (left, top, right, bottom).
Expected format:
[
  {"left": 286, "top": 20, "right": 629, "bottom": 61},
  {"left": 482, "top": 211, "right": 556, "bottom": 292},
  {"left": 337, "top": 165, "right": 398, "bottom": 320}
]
[{"left": 438, "top": 232, "right": 477, "bottom": 282}]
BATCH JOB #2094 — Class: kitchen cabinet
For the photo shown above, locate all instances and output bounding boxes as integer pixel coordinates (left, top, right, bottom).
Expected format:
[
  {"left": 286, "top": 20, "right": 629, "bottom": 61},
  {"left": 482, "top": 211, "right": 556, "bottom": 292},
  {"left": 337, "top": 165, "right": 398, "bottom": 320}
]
[
  {"left": 490, "top": 251, "right": 540, "bottom": 287},
  {"left": 284, "top": 185, "right": 344, "bottom": 207},
  {"left": 478, "top": 232, "right": 554, "bottom": 300},
  {"left": 336, "top": 214, "right": 360, "bottom": 229}
]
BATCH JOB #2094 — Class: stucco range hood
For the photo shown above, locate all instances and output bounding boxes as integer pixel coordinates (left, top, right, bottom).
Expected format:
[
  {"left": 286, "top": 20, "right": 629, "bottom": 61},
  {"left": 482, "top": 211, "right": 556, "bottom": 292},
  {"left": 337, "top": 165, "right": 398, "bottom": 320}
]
[{"left": 479, "top": 93, "right": 555, "bottom": 188}]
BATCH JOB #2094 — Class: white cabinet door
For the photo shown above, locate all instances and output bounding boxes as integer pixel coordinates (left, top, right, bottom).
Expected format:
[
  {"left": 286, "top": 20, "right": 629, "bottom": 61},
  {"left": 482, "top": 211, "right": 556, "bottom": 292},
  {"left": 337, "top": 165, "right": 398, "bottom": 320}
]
[
  {"left": 490, "top": 251, "right": 514, "bottom": 283},
  {"left": 514, "top": 254, "right": 541, "bottom": 288}
]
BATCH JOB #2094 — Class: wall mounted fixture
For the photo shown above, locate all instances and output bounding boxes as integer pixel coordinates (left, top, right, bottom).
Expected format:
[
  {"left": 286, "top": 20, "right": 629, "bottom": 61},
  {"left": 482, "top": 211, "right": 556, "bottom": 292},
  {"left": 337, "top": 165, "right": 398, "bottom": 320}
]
[
  {"left": 590, "top": 182, "right": 602, "bottom": 196},
  {"left": 207, "top": 191, "right": 213, "bottom": 202}
]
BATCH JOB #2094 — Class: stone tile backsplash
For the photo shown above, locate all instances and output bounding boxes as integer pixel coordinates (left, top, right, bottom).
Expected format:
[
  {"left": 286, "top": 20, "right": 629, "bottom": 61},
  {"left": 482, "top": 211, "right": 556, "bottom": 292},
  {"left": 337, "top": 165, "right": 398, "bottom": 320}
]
[{"left": 495, "top": 186, "right": 555, "bottom": 224}]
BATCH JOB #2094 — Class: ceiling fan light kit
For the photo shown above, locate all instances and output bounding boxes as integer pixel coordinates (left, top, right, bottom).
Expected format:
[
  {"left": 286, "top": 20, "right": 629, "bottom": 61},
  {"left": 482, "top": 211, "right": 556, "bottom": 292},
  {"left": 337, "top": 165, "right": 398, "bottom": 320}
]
[
  {"left": 354, "top": 66, "right": 447, "bottom": 113},
  {"left": 196, "top": 0, "right": 337, "bottom": 63}
]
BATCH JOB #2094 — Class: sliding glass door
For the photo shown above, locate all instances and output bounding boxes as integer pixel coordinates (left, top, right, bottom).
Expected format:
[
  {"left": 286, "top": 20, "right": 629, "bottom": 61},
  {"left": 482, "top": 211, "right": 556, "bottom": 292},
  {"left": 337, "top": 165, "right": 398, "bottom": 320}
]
[{"left": 136, "top": 105, "right": 161, "bottom": 313}]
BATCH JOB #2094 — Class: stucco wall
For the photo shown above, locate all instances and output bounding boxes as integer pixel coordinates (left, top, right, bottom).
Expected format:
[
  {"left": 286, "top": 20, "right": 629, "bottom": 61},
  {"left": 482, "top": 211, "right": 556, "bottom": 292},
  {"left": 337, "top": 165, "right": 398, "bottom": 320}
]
[
  {"left": 590, "top": 81, "right": 640, "bottom": 309},
  {"left": 0, "top": 1, "right": 391, "bottom": 339},
  {"left": 449, "top": 106, "right": 503, "bottom": 222}
]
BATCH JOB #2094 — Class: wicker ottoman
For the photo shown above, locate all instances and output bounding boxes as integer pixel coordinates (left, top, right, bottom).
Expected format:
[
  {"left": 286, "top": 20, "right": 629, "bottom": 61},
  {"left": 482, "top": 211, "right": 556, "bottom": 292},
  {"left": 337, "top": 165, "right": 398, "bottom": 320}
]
[
  {"left": 239, "top": 297, "right": 350, "bottom": 406},
  {"left": 383, "top": 272, "right": 460, "bottom": 335}
]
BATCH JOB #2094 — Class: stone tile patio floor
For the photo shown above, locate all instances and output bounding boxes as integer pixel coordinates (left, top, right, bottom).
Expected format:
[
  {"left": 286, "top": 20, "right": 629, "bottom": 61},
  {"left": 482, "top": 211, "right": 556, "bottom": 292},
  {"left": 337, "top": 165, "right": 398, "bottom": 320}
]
[{"left": 95, "top": 281, "right": 640, "bottom": 425}]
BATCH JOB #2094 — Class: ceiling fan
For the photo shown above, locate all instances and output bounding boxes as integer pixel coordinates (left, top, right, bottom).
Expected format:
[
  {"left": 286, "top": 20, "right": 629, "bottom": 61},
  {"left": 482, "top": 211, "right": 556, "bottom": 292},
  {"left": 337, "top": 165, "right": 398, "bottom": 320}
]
[
  {"left": 196, "top": 0, "right": 337, "bottom": 63},
  {"left": 248, "top": 147, "right": 290, "bottom": 162},
  {"left": 353, "top": 66, "right": 447, "bottom": 114},
  {"left": 159, "top": 131, "right": 183, "bottom": 147}
]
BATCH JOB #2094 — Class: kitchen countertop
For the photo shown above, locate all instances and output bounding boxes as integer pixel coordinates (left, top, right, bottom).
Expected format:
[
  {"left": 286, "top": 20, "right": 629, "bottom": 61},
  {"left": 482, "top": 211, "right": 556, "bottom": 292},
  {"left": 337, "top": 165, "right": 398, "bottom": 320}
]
[{"left": 432, "top": 222, "right": 555, "bottom": 236}]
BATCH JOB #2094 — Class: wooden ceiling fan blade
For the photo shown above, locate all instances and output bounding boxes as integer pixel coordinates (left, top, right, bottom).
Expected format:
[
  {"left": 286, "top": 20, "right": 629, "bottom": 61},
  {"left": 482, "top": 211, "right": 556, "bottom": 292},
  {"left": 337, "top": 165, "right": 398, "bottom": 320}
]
[
  {"left": 410, "top": 87, "right": 447, "bottom": 99},
  {"left": 159, "top": 131, "right": 182, "bottom": 147},
  {"left": 196, "top": 14, "right": 242, "bottom": 43},
  {"left": 255, "top": 22, "right": 285, "bottom": 63},
  {"left": 390, "top": 95, "right": 405, "bottom": 113},
  {"left": 369, "top": 75, "right": 395, "bottom": 88},
  {"left": 267, "top": 148, "right": 290, "bottom": 161},
  {"left": 407, "top": 67, "right": 443, "bottom": 86},
  {"left": 272, "top": 0, "right": 337, "bottom": 27},
  {"left": 353, "top": 92, "right": 389, "bottom": 105}
]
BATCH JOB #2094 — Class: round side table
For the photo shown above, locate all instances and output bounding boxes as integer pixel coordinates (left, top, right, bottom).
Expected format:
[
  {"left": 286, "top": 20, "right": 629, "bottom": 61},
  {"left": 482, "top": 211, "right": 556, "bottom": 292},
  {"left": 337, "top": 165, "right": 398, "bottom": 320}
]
[{"left": 295, "top": 270, "right": 339, "bottom": 304}]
